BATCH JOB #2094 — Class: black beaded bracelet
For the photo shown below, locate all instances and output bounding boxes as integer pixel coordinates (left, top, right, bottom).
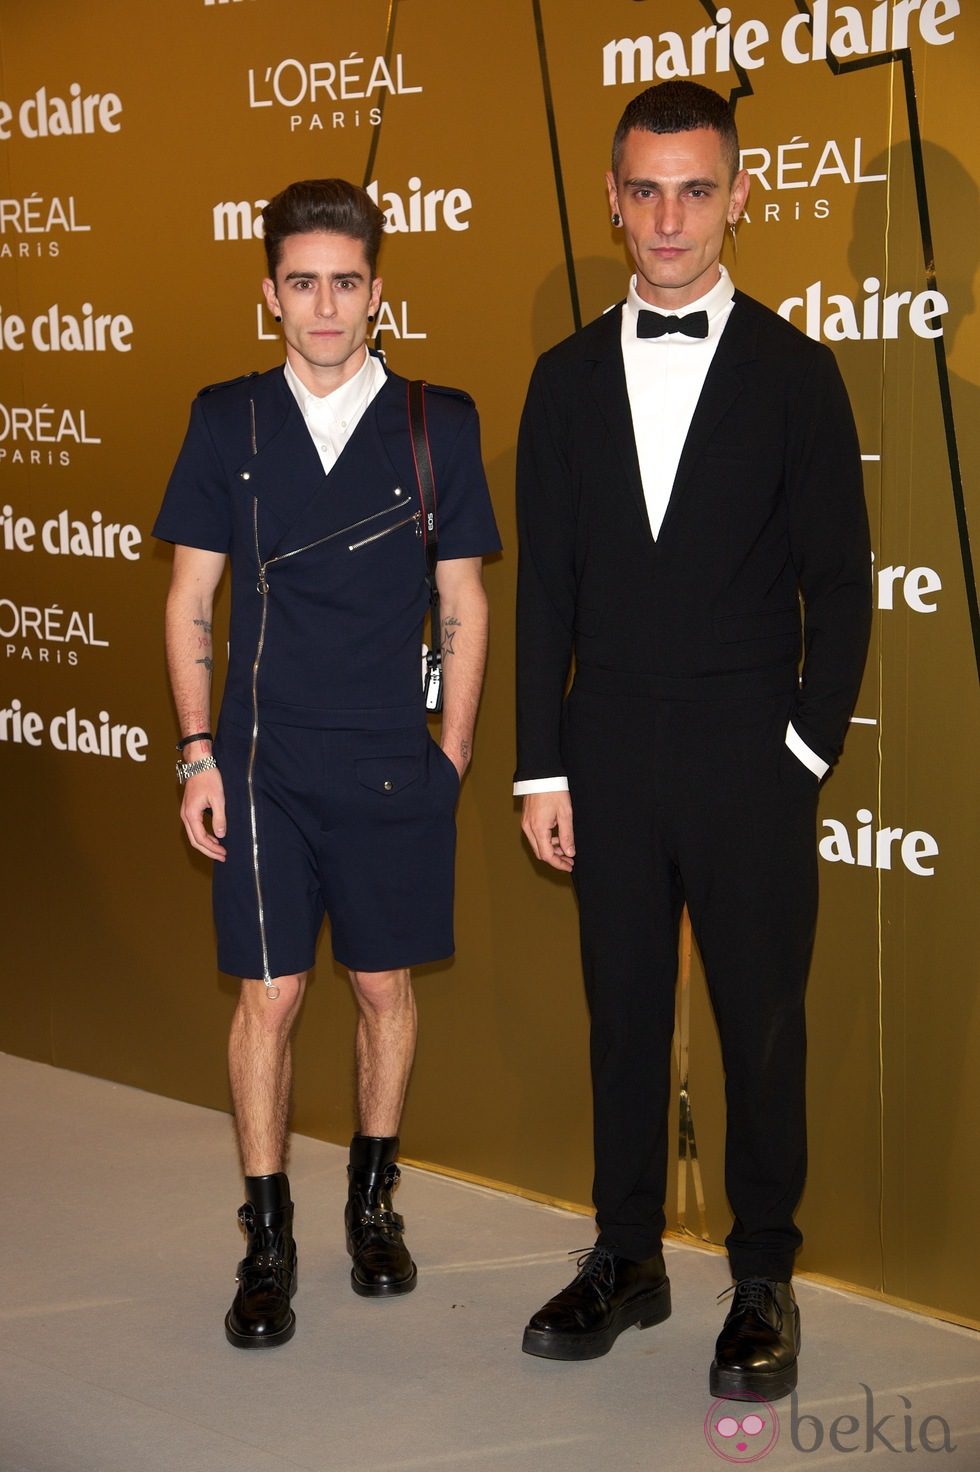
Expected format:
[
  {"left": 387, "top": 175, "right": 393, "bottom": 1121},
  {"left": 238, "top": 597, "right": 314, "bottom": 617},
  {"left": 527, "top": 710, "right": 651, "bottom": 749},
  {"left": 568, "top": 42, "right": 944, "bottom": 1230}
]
[{"left": 176, "top": 730, "right": 213, "bottom": 750}]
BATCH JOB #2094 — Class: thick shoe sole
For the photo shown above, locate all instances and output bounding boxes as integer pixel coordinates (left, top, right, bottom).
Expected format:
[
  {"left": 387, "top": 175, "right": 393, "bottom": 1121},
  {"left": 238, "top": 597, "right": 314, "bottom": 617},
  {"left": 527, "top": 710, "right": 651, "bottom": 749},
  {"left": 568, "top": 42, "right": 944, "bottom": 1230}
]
[
  {"left": 521, "top": 1278, "right": 671, "bottom": 1361},
  {"left": 224, "top": 1308, "right": 296, "bottom": 1349},
  {"left": 709, "top": 1358, "right": 798, "bottom": 1402},
  {"left": 350, "top": 1261, "right": 418, "bottom": 1297}
]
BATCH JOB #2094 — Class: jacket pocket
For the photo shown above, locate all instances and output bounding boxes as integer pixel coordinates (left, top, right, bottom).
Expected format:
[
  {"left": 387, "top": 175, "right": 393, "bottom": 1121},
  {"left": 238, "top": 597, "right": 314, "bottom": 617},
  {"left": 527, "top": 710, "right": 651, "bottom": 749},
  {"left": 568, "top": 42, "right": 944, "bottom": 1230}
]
[
  {"left": 347, "top": 511, "right": 420, "bottom": 551},
  {"left": 355, "top": 755, "right": 422, "bottom": 794}
]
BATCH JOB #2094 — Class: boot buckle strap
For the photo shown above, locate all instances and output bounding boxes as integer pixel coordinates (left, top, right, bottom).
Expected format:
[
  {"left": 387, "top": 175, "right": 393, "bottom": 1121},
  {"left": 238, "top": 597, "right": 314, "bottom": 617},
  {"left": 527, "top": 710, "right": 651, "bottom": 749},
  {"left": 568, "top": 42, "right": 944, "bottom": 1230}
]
[{"left": 356, "top": 1207, "right": 405, "bottom": 1233}]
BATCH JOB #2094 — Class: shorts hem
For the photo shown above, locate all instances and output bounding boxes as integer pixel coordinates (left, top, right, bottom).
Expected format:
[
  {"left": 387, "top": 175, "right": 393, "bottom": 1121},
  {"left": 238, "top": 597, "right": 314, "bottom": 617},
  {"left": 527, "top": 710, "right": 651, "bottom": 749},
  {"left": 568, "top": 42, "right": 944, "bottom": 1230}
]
[
  {"left": 216, "top": 955, "right": 317, "bottom": 981},
  {"left": 333, "top": 943, "right": 455, "bottom": 973}
]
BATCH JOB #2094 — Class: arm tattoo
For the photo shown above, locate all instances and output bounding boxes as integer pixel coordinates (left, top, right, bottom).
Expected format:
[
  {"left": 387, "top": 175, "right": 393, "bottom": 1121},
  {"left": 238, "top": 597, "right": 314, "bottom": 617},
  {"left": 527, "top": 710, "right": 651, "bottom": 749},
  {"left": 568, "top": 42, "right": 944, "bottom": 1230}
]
[
  {"left": 193, "top": 617, "right": 213, "bottom": 672},
  {"left": 460, "top": 738, "right": 471, "bottom": 764},
  {"left": 442, "top": 615, "right": 461, "bottom": 656}
]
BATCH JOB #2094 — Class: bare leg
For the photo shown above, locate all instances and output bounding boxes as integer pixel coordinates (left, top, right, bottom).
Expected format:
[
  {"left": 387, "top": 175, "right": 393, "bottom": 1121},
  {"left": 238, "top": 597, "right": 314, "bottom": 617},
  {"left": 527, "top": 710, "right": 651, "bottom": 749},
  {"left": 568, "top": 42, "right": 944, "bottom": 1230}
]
[
  {"left": 228, "top": 974, "right": 306, "bottom": 1176},
  {"left": 349, "top": 967, "right": 417, "bottom": 1136}
]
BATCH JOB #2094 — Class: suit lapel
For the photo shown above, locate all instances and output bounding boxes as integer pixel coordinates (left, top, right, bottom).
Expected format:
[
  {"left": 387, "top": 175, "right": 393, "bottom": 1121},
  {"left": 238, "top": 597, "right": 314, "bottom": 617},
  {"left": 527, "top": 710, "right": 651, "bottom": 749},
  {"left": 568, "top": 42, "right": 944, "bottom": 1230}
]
[
  {"left": 237, "top": 368, "right": 328, "bottom": 549},
  {"left": 660, "top": 294, "right": 760, "bottom": 537},
  {"left": 586, "top": 293, "right": 762, "bottom": 546},
  {"left": 586, "top": 307, "right": 649, "bottom": 535}
]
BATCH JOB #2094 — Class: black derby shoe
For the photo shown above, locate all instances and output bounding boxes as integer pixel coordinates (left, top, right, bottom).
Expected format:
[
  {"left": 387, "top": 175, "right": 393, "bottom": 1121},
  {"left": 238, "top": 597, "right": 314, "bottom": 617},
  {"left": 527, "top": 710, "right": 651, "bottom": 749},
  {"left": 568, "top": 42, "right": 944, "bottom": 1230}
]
[
  {"left": 709, "top": 1278, "right": 800, "bottom": 1401},
  {"left": 522, "top": 1246, "right": 671, "bottom": 1361},
  {"left": 224, "top": 1182, "right": 298, "bottom": 1350}
]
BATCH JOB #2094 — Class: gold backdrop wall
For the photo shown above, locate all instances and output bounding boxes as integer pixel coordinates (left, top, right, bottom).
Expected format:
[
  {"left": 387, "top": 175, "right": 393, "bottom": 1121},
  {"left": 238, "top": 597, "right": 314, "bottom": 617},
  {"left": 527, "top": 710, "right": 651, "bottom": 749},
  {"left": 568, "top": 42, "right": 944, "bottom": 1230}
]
[{"left": 1, "top": 0, "right": 977, "bottom": 1324}]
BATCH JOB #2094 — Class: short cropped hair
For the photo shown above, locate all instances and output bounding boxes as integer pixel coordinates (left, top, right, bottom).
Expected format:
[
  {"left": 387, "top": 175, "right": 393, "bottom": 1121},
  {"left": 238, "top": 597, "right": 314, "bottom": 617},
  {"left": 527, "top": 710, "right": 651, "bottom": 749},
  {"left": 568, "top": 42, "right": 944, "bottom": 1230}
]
[
  {"left": 262, "top": 179, "right": 385, "bottom": 279},
  {"left": 611, "top": 81, "right": 739, "bottom": 180}
]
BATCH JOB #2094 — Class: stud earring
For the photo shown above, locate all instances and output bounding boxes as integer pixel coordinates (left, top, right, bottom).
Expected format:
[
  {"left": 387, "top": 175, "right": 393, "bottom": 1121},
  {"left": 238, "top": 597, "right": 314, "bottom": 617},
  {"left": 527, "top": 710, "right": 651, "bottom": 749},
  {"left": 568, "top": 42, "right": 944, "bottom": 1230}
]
[
  {"left": 611, "top": 212, "right": 621, "bottom": 227},
  {"left": 274, "top": 314, "right": 282, "bottom": 323},
  {"left": 367, "top": 314, "right": 376, "bottom": 322}
]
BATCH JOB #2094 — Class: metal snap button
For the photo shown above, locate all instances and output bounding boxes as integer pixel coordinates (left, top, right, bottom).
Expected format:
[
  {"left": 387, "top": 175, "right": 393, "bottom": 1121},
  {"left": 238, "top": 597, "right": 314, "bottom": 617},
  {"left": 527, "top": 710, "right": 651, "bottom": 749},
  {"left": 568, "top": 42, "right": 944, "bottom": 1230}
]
[
  {"left": 383, "top": 779, "right": 393, "bottom": 792},
  {"left": 240, "top": 471, "right": 251, "bottom": 480}
]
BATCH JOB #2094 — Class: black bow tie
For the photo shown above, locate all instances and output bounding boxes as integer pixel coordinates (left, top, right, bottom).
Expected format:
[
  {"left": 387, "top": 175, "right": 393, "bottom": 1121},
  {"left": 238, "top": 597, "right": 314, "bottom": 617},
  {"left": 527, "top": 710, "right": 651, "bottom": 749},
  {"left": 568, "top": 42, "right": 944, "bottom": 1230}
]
[{"left": 636, "top": 309, "right": 709, "bottom": 340}]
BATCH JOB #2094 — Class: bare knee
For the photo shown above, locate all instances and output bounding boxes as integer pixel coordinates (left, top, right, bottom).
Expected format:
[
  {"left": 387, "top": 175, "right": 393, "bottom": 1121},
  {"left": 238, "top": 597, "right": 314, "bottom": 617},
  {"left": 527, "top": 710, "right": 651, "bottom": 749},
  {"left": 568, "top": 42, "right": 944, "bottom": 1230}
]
[
  {"left": 235, "top": 973, "right": 307, "bottom": 1035},
  {"left": 349, "top": 967, "right": 413, "bottom": 1019}
]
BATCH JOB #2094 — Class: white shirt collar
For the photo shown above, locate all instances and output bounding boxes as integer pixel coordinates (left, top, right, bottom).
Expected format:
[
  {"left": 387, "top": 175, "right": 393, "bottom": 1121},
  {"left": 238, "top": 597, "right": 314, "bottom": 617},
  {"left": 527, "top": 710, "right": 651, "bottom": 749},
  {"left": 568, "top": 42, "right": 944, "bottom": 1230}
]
[
  {"left": 282, "top": 347, "right": 384, "bottom": 423},
  {"left": 625, "top": 264, "right": 735, "bottom": 333}
]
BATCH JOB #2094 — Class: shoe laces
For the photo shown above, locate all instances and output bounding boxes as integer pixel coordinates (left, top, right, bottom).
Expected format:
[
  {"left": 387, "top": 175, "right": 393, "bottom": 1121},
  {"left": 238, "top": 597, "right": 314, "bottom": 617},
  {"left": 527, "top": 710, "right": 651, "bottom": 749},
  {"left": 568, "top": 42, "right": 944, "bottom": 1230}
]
[
  {"left": 719, "top": 1277, "right": 781, "bottom": 1326},
  {"left": 571, "top": 1245, "right": 617, "bottom": 1299}
]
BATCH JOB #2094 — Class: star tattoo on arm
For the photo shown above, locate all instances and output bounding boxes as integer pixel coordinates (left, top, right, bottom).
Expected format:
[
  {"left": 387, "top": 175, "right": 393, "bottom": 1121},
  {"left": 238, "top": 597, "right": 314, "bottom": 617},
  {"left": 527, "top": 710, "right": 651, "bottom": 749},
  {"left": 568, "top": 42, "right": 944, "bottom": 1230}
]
[{"left": 443, "top": 615, "right": 461, "bottom": 655}]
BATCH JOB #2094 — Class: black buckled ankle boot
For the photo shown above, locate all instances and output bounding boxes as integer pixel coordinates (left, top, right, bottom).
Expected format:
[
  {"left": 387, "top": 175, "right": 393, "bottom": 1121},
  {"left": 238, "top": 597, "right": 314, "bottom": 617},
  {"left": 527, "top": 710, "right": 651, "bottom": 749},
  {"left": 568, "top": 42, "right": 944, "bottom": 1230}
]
[
  {"left": 345, "top": 1135, "right": 417, "bottom": 1297},
  {"left": 224, "top": 1172, "right": 298, "bottom": 1348}
]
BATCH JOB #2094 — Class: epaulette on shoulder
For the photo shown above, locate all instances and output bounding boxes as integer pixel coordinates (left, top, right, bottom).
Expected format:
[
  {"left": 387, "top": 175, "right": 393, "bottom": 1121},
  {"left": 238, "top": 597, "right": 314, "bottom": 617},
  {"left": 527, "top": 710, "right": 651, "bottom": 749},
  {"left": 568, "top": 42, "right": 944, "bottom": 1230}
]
[
  {"left": 197, "top": 372, "right": 260, "bottom": 397},
  {"left": 420, "top": 382, "right": 474, "bottom": 406}
]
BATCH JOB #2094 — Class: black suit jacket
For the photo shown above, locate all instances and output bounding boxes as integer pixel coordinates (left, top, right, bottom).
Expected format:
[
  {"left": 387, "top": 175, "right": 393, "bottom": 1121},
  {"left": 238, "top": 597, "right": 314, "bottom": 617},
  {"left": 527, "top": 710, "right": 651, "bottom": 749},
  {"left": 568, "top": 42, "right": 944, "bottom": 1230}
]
[{"left": 515, "top": 290, "right": 872, "bottom": 781}]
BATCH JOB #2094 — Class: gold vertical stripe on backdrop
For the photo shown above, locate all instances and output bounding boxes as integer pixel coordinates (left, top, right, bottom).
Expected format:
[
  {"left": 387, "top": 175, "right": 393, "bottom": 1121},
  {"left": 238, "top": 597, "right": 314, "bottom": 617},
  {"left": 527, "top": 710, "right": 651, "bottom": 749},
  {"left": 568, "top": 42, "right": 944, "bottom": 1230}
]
[{"left": 674, "top": 909, "right": 709, "bottom": 1243}]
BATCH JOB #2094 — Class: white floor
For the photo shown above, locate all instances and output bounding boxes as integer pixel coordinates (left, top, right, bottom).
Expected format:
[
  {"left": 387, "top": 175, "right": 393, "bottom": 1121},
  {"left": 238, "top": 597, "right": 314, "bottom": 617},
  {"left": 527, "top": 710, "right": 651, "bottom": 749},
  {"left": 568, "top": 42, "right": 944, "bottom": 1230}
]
[{"left": 3, "top": 1053, "right": 979, "bottom": 1472}]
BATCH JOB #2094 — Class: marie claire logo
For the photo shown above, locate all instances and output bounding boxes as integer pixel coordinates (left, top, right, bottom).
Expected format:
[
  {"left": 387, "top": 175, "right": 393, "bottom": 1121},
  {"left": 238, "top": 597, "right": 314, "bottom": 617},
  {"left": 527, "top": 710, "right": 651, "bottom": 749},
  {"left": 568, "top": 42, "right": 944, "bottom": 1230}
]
[
  {"left": 0, "top": 84, "right": 122, "bottom": 140},
  {"left": 248, "top": 51, "right": 420, "bottom": 133},
  {"left": 777, "top": 279, "right": 947, "bottom": 342},
  {"left": 1, "top": 506, "right": 140, "bottom": 560},
  {"left": 873, "top": 553, "right": 942, "bottom": 613},
  {"left": 215, "top": 178, "right": 471, "bottom": 243},
  {"left": 820, "top": 808, "right": 939, "bottom": 876},
  {"left": 0, "top": 403, "right": 101, "bottom": 468},
  {"left": 740, "top": 136, "right": 885, "bottom": 226},
  {"left": 0, "top": 195, "right": 91, "bottom": 261},
  {"left": 0, "top": 303, "right": 133, "bottom": 353},
  {"left": 1, "top": 598, "right": 109, "bottom": 668},
  {"left": 0, "top": 698, "right": 148, "bottom": 761},
  {"left": 602, "top": 2, "right": 960, "bottom": 85},
  {"left": 705, "top": 1386, "right": 955, "bottom": 1460}
]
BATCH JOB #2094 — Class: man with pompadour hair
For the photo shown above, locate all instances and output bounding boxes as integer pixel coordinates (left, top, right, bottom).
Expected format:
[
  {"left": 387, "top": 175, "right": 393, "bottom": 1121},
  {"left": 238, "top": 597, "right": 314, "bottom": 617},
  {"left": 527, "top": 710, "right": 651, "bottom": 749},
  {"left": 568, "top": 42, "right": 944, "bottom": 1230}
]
[
  {"left": 516, "top": 81, "right": 870, "bottom": 1399},
  {"left": 155, "top": 176, "right": 500, "bottom": 1349}
]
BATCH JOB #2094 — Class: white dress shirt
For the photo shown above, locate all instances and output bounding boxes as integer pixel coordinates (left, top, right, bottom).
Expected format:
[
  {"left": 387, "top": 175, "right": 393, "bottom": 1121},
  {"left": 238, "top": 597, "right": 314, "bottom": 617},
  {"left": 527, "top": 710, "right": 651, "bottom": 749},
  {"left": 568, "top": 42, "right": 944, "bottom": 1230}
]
[
  {"left": 623, "top": 265, "right": 735, "bottom": 539},
  {"left": 283, "top": 347, "right": 387, "bottom": 474},
  {"left": 514, "top": 267, "right": 828, "bottom": 795}
]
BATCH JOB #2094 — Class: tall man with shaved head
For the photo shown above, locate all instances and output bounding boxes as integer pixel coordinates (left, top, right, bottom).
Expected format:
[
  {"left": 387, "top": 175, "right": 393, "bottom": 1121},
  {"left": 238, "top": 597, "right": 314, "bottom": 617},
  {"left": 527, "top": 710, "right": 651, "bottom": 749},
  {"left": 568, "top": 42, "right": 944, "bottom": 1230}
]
[{"left": 515, "top": 83, "right": 870, "bottom": 1399}]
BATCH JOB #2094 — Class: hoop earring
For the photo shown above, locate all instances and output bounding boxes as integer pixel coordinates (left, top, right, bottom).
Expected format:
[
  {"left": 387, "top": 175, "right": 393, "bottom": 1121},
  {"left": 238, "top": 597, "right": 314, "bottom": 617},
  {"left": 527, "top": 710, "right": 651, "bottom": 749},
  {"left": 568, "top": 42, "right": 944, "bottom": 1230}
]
[{"left": 611, "top": 212, "right": 621, "bottom": 227}]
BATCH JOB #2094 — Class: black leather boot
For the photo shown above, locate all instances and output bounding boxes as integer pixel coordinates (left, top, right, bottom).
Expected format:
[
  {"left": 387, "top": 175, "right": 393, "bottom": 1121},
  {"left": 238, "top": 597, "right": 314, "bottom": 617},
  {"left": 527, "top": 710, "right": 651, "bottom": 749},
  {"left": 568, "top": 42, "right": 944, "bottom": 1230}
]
[
  {"left": 710, "top": 1278, "right": 800, "bottom": 1400},
  {"left": 344, "top": 1135, "right": 417, "bottom": 1297},
  {"left": 522, "top": 1246, "right": 671, "bottom": 1360},
  {"left": 224, "top": 1172, "right": 297, "bottom": 1348}
]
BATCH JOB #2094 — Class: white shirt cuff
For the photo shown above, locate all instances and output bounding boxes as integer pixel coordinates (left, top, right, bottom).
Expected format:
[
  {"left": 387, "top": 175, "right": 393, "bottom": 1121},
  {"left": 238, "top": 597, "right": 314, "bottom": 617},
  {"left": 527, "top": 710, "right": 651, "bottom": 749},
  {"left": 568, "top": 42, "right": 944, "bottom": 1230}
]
[
  {"left": 785, "top": 722, "right": 829, "bottom": 779},
  {"left": 513, "top": 776, "right": 570, "bottom": 796}
]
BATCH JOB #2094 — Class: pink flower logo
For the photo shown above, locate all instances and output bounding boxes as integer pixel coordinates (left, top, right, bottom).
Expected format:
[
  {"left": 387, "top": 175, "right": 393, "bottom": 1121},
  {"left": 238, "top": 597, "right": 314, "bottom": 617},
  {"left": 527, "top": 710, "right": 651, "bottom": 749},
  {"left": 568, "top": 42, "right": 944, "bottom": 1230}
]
[{"left": 704, "top": 1395, "right": 780, "bottom": 1462}]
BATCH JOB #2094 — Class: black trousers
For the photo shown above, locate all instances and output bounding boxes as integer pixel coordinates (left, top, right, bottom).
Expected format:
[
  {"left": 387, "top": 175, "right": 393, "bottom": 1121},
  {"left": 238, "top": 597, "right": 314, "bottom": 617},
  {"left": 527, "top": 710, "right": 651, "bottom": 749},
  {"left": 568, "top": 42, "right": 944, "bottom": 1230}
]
[{"left": 563, "top": 672, "right": 819, "bottom": 1282}]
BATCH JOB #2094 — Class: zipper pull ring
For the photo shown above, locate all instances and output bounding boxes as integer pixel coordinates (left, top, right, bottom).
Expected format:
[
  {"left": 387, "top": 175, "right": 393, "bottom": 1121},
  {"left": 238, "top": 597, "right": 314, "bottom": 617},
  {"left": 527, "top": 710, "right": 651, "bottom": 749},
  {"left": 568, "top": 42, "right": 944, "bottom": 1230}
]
[{"left": 257, "top": 568, "right": 269, "bottom": 595}]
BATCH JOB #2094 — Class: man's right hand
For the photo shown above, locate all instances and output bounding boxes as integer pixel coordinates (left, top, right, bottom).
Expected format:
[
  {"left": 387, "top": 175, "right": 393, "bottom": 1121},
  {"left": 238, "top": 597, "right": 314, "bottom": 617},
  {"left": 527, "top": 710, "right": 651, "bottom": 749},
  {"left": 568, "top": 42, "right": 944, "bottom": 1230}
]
[
  {"left": 180, "top": 768, "right": 227, "bottom": 861},
  {"left": 522, "top": 791, "right": 575, "bottom": 872}
]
